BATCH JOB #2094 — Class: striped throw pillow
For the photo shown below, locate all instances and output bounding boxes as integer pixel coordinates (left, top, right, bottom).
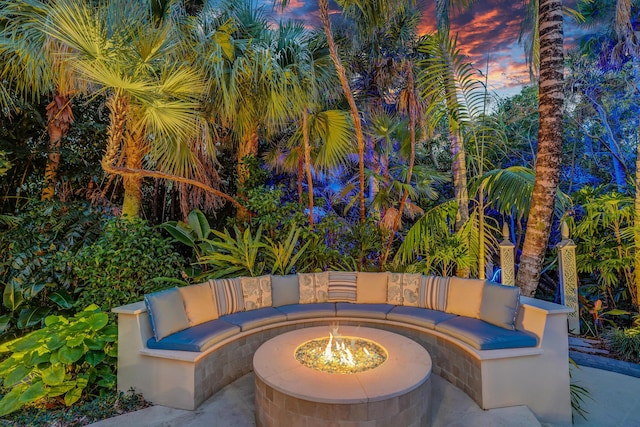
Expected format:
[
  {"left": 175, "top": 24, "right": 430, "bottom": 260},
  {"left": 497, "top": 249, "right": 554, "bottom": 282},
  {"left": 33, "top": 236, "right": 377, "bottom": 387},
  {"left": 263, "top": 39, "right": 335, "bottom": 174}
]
[
  {"left": 420, "top": 275, "right": 450, "bottom": 311},
  {"left": 213, "top": 278, "right": 244, "bottom": 316},
  {"left": 328, "top": 271, "right": 357, "bottom": 303}
]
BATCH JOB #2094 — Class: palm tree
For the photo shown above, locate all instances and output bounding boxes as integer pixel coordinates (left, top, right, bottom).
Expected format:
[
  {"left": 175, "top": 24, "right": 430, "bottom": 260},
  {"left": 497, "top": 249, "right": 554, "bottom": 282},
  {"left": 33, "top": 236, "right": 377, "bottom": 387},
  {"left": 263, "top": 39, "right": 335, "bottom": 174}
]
[
  {"left": 38, "top": 0, "right": 242, "bottom": 217},
  {"left": 516, "top": 0, "right": 565, "bottom": 296},
  {"left": 0, "top": 0, "right": 76, "bottom": 200}
]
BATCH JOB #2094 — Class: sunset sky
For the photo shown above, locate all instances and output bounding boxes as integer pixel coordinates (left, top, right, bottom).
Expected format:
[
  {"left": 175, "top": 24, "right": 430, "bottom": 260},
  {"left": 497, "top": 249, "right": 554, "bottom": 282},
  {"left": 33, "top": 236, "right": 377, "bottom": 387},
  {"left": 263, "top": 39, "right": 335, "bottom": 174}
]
[{"left": 262, "top": 0, "right": 586, "bottom": 99}]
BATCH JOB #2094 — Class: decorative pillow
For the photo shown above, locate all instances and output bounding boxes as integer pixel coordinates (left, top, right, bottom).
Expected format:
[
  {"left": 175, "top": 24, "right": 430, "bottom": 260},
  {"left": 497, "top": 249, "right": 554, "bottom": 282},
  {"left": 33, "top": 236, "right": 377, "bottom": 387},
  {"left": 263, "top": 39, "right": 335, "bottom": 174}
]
[
  {"left": 446, "top": 277, "right": 485, "bottom": 319},
  {"left": 271, "top": 275, "right": 300, "bottom": 307},
  {"left": 179, "top": 281, "right": 218, "bottom": 326},
  {"left": 356, "top": 272, "right": 389, "bottom": 304},
  {"left": 480, "top": 281, "right": 520, "bottom": 330},
  {"left": 240, "top": 275, "right": 272, "bottom": 311},
  {"left": 144, "top": 288, "right": 190, "bottom": 341},
  {"left": 402, "top": 273, "right": 421, "bottom": 307},
  {"left": 328, "top": 271, "right": 357, "bottom": 302},
  {"left": 420, "top": 275, "right": 450, "bottom": 311},
  {"left": 298, "top": 272, "right": 330, "bottom": 304},
  {"left": 213, "top": 278, "right": 244, "bottom": 316},
  {"left": 387, "top": 273, "right": 403, "bottom": 305},
  {"left": 387, "top": 273, "right": 420, "bottom": 306}
]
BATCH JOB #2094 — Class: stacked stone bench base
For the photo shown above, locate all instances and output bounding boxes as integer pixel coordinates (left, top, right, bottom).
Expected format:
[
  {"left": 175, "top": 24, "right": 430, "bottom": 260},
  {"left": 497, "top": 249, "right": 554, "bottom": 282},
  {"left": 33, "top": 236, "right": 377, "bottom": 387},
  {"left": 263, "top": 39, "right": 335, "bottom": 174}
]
[{"left": 114, "top": 296, "right": 572, "bottom": 426}]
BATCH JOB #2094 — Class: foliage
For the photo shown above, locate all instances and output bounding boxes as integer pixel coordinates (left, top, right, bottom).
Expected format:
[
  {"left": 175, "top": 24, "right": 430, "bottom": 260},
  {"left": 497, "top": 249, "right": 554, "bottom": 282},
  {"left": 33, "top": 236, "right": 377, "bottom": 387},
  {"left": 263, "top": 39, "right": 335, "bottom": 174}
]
[
  {"left": 67, "top": 217, "right": 184, "bottom": 311},
  {"left": 0, "top": 201, "right": 104, "bottom": 339},
  {"left": 569, "top": 361, "right": 591, "bottom": 422},
  {"left": 569, "top": 187, "right": 636, "bottom": 311},
  {"left": 605, "top": 322, "right": 640, "bottom": 363},
  {"left": 0, "top": 150, "right": 10, "bottom": 177},
  {"left": 1, "top": 388, "right": 149, "bottom": 427},
  {"left": 0, "top": 305, "right": 117, "bottom": 417}
]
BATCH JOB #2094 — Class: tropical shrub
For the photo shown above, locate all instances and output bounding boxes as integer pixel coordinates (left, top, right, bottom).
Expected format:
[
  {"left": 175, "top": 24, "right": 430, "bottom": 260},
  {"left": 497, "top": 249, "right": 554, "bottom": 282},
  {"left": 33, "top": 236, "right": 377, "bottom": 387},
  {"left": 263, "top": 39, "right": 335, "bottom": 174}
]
[
  {"left": 0, "top": 305, "right": 117, "bottom": 417},
  {"left": 68, "top": 217, "right": 185, "bottom": 311},
  {"left": 606, "top": 324, "right": 640, "bottom": 363},
  {"left": 0, "top": 201, "right": 104, "bottom": 339}
]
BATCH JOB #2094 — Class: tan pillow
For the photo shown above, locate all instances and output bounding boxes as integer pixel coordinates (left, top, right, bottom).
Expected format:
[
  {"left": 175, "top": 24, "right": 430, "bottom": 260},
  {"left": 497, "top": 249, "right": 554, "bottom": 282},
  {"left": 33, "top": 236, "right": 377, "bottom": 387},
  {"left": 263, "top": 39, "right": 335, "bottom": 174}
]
[
  {"left": 178, "top": 282, "right": 218, "bottom": 326},
  {"left": 356, "top": 272, "right": 389, "bottom": 304},
  {"left": 446, "top": 277, "right": 485, "bottom": 318},
  {"left": 298, "top": 272, "right": 329, "bottom": 304},
  {"left": 240, "top": 275, "right": 272, "bottom": 310}
]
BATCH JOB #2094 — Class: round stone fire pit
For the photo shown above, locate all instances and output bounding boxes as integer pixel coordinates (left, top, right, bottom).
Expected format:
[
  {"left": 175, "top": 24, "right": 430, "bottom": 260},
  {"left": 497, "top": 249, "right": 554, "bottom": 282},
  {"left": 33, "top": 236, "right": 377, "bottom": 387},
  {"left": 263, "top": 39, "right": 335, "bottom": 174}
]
[{"left": 253, "top": 326, "right": 432, "bottom": 427}]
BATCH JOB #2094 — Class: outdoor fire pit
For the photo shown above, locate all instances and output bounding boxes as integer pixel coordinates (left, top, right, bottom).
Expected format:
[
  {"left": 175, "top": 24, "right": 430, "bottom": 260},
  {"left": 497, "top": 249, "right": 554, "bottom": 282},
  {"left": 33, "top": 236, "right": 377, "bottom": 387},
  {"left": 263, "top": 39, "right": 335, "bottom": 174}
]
[{"left": 253, "top": 325, "right": 432, "bottom": 427}]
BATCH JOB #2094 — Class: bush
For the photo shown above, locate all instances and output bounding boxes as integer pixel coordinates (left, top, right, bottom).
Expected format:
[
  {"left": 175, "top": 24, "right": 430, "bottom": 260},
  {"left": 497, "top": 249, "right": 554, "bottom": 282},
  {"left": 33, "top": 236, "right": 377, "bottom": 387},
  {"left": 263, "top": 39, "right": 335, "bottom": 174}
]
[
  {"left": 68, "top": 217, "right": 185, "bottom": 311},
  {"left": 0, "top": 305, "right": 117, "bottom": 417},
  {"left": 606, "top": 326, "right": 640, "bottom": 363}
]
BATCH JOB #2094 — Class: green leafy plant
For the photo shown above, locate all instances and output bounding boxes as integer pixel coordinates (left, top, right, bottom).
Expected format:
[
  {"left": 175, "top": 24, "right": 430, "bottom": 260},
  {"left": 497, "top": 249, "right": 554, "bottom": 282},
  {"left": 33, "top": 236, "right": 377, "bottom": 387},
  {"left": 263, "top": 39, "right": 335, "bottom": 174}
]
[
  {"left": 198, "top": 226, "right": 266, "bottom": 279},
  {"left": 0, "top": 305, "right": 117, "bottom": 417},
  {"left": 569, "top": 359, "right": 591, "bottom": 422},
  {"left": 605, "top": 321, "right": 640, "bottom": 363},
  {"left": 68, "top": 217, "right": 184, "bottom": 311},
  {"left": 264, "top": 226, "right": 310, "bottom": 275}
]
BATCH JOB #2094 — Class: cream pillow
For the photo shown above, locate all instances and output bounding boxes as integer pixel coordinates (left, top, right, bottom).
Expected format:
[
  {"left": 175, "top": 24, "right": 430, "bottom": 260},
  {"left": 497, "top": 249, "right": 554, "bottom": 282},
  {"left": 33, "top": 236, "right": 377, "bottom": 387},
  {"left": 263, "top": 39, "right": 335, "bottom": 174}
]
[
  {"left": 446, "top": 277, "right": 485, "bottom": 318},
  {"left": 179, "top": 282, "right": 218, "bottom": 326},
  {"left": 298, "top": 272, "right": 330, "bottom": 303},
  {"left": 356, "top": 272, "right": 389, "bottom": 304}
]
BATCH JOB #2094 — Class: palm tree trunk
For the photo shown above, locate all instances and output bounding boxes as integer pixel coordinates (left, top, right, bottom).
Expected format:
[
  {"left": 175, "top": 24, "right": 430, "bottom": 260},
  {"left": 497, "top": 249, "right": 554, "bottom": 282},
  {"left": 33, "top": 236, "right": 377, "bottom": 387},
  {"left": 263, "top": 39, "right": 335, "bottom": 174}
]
[
  {"left": 41, "top": 92, "right": 74, "bottom": 200},
  {"left": 121, "top": 128, "right": 144, "bottom": 218},
  {"left": 319, "top": 0, "right": 366, "bottom": 224},
  {"left": 516, "top": 0, "right": 564, "bottom": 296},
  {"left": 237, "top": 128, "right": 259, "bottom": 193},
  {"left": 303, "top": 107, "right": 315, "bottom": 229}
]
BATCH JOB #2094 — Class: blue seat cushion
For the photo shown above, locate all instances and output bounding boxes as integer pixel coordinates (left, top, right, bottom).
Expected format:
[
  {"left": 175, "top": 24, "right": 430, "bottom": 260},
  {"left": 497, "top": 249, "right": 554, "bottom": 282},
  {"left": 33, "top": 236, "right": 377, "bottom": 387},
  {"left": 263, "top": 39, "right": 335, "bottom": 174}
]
[
  {"left": 147, "top": 319, "right": 240, "bottom": 352},
  {"left": 275, "top": 303, "right": 336, "bottom": 320},
  {"left": 435, "top": 316, "right": 538, "bottom": 350},
  {"left": 386, "top": 306, "right": 456, "bottom": 329},
  {"left": 336, "top": 303, "right": 395, "bottom": 320},
  {"left": 221, "top": 307, "right": 286, "bottom": 331}
]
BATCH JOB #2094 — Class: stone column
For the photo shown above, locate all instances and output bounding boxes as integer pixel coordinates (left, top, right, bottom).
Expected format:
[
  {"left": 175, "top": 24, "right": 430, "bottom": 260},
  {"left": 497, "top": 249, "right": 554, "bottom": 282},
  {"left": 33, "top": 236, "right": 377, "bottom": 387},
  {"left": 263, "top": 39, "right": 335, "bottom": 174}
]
[
  {"left": 557, "top": 221, "right": 580, "bottom": 334},
  {"left": 499, "top": 223, "right": 515, "bottom": 286}
]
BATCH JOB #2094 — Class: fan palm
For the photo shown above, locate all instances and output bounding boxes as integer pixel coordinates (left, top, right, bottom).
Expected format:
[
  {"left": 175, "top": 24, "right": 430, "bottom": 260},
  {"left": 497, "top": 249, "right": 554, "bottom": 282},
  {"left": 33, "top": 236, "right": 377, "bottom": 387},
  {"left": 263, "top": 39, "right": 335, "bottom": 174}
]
[
  {"left": 37, "top": 0, "right": 241, "bottom": 217},
  {"left": 0, "top": 0, "right": 77, "bottom": 200}
]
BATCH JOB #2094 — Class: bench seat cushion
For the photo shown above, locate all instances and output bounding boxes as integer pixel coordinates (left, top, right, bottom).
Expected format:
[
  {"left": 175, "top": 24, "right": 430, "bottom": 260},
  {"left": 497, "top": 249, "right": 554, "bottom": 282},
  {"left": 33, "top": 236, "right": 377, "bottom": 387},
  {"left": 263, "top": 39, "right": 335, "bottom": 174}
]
[
  {"left": 221, "top": 307, "right": 287, "bottom": 331},
  {"left": 435, "top": 316, "right": 538, "bottom": 350},
  {"left": 336, "top": 303, "right": 395, "bottom": 320},
  {"left": 386, "top": 306, "right": 456, "bottom": 329},
  {"left": 275, "top": 303, "right": 336, "bottom": 320},
  {"left": 147, "top": 319, "right": 240, "bottom": 352}
]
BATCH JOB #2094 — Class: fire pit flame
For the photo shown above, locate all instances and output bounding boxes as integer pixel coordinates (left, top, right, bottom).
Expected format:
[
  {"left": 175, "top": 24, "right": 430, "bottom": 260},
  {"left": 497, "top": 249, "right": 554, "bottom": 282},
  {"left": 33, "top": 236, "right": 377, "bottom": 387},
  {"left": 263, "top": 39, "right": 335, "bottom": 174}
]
[{"left": 295, "top": 324, "right": 387, "bottom": 374}]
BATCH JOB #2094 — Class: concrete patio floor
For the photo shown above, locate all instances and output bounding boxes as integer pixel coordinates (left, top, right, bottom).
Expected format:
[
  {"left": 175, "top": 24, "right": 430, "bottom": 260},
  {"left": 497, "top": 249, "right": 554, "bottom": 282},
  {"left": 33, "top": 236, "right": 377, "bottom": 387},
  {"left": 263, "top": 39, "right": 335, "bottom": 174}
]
[{"left": 89, "top": 364, "right": 640, "bottom": 427}]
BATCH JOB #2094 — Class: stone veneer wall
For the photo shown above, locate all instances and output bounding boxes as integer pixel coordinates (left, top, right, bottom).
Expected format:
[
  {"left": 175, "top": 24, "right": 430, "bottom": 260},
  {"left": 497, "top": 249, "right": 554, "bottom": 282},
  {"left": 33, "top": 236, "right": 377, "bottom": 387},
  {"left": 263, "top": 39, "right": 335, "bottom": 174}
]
[
  {"left": 192, "top": 320, "right": 482, "bottom": 410},
  {"left": 255, "top": 372, "right": 432, "bottom": 427}
]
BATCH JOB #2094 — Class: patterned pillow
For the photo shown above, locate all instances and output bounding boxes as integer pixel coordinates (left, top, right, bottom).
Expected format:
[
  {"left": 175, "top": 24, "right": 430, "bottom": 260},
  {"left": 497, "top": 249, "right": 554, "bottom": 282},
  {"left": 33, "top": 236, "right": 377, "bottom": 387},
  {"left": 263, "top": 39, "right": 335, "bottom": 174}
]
[
  {"left": 420, "top": 276, "right": 450, "bottom": 311},
  {"left": 213, "top": 278, "right": 244, "bottom": 316},
  {"left": 298, "top": 272, "right": 330, "bottom": 304},
  {"left": 387, "top": 273, "right": 421, "bottom": 306},
  {"left": 240, "top": 275, "right": 272, "bottom": 311},
  {"left": 328, "top": 271, "right": 357, "bottom": 302},
  {"left": 402, "top": 273, "right": 421, "bottom": 307}
]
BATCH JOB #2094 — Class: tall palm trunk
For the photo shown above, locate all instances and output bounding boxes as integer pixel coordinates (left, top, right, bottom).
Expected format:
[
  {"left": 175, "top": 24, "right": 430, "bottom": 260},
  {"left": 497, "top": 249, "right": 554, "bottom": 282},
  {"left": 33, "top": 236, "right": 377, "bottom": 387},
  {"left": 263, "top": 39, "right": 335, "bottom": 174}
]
[
  {"left": 516, "top": 0, "right": 564, "bottom": 296},
  {"left": 237, "top": 128, "right": 260, "bottom": 192},
  {"left": 41, "top": 91, "right": 74, "bottom": 200},
  {"left": 319, "top": 0, "right": 366, "bottom": 224},
  {"left": 303, "top": 107, "right": 315, "bottom": 229},
  {"left": 121, "top": 127, "right": 145, "bottom": 218}
]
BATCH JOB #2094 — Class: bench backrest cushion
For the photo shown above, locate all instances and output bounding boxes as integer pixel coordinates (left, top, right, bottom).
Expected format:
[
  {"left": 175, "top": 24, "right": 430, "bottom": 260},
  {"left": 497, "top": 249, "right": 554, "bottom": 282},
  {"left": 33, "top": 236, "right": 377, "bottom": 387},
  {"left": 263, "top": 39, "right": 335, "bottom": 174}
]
[
  {"left": 298, "top": 272, "right": 329, "bottom": 304},
  {"left": 480, "top": 281, "right": 520, "bottom": 330},
  {"left": 388, "top": 273, "right": 421, "bottom": 306},
  {"left": 144, "top": 287, "right": 190, "bottom": 341},
  {"left": 446, "top": 277, "right": 485, "bottom": 319},
  {"left": 213, "top": 278, "right": 244, "bottom": 316},
  {"left": 240, "top": 275, "right": 272, "bottom": 310},
  {"left": 179, "top": 281, "right": 219, "bottom": 326},
  {"left": 271, "top": 275, "right": 300, "bottom": 307},
  {"left": 328, "top": 271, "right": 358, "bottom": 302},
  {"left": 420, "top": 275, "right": 450, "bottom": 311},
  {"left": 356, "top": 272, "right": 388, "bottom": 304}
]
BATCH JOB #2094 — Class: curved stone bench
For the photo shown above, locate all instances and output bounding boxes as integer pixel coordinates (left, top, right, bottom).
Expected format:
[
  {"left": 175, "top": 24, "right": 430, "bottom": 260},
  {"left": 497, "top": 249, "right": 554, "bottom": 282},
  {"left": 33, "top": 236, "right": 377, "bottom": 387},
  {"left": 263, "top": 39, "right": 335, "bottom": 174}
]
[{"left": 113, "top": 273, "right": 572, "bottom": 426}]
